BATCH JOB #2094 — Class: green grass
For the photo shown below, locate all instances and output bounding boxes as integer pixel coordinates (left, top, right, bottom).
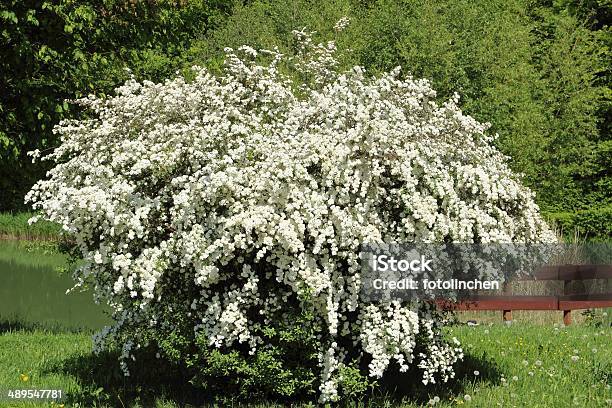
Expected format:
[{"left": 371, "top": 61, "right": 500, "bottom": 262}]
[
  {"left": 0, "top": 213, "right": 61, "bottom": 240},
  {"left": 0, "top": 318, "right": 609, "bottom": 407},
  {"left": 437, "top": 323, "right": 611, "bottom": 407},
  {"left": 0, "top": 328, "right": 91, "bottom": 408}
]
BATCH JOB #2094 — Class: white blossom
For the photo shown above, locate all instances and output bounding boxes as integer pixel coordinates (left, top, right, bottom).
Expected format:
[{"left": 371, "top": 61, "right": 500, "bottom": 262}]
[{"left": 26, "top": 26, "right": 555, "bottom": 402}]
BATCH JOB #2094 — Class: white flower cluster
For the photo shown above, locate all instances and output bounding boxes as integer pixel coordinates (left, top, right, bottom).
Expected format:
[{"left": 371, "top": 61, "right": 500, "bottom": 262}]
[
  {"left": 360, "top": 301, "right": 419, "bottom": 377},
  {"left": 26, "top": 22, "right": 555, "bottom": 402},
  {"left": 334, "top": 16, "right": 351, "bottom": 32}
]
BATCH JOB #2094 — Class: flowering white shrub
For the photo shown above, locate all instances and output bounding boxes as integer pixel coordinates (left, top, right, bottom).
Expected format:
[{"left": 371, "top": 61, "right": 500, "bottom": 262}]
[{"left": 27, "top": 23, "right": 555, "bottom": 402}]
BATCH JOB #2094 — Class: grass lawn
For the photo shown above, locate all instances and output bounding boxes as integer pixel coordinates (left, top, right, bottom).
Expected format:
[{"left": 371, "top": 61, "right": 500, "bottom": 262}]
[
  {"left": 0, "top": 320, "right": 609, "bottom": 407},
  {"left": 0, "top": 213, "right": 60, "bottom": 241},
  {"left": 439, "top": 324, "right": 611, "bottom": 407}
]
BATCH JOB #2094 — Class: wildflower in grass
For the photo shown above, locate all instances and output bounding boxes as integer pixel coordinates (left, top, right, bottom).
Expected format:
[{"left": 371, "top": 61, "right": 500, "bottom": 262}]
[
  {"left": 333, "top": 16, "right": 350, "bottom": 32},
  {"left": 428, "top": 396, "right": 440, "bottom": 405},
  {"left": 571, "top": 355, "right": 580, "bottom": 362},
  {"left": 512, "top": 375, "right": 518, "bottom": 381},
  {"left": 592, "top": 348, "right": 597, "bottom": 353},
  {"left": 19, "top": 373, "right": 29, "bottom": 382},
  {"left": 573, "top": 349, "right": 578, "bottom": 354},
  {"left": 535, "top": 360, "right": 542, "bottom": 367},
  {"left": 528, "top": 371, "right": 534, "bottom": 376},
  {"left": 501, "top": 377, "right": 506, "bottom": 383},
  {"left": 484, "top": 329, "right": 489, "bottom": 334},
  {"left": 473, "top": 370, "right": 480, "bottom": 376},
  {"left": 522, "top": 359, "right": 528, "bottom": 366},
  {"left": 464, "top": 394, "right": 472, "bottom": 402}
]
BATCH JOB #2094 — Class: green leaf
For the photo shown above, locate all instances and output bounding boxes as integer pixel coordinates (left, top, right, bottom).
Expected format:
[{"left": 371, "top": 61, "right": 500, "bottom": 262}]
[
  {"left": 38, "top": 45, "right": 48, "bottom": 58},
  {"left": 26, "top": 11, "right": 39, "bottom": 26},
  {"left": 0, "top": 11, "right": 18, "bottom": 24}
]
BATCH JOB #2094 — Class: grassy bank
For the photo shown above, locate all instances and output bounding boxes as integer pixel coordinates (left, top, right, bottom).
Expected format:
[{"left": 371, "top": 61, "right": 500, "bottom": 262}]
[
  {"left": 0, "top": 213, "right": 61, "bottom": 241},
  {"left": 0, "top": 321, "right": 609, "bottom": 407}
]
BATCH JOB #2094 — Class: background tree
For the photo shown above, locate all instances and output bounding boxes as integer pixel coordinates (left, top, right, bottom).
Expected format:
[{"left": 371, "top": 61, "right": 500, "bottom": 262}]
[{"left": 0, "top": 0, "right": 234, "bottom": 210}]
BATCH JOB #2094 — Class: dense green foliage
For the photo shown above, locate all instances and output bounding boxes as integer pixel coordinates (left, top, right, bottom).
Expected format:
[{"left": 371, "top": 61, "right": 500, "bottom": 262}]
[
  {"left": 546, "top": 207, "right": 612, "bottom": 241},
  {"left": 137, "top": 301, "right": 327, "bottom": 400},
  {"left": 0, "top": 0, "right": 234, "bottom": 210}
]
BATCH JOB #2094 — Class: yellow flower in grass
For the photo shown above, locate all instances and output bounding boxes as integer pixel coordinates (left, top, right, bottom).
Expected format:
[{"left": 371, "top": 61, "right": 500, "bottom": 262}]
[{"left": 19, "top": 373, "right": 29, "bottom": 382}]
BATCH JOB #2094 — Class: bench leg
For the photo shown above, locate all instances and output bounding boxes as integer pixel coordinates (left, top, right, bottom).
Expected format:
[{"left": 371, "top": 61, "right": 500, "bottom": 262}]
[
  {"left": 563, "top": 310, "right": 572, "bottom": 326},
  {"left": 503, "top": 310, "right": 512, "bottom": 326}
]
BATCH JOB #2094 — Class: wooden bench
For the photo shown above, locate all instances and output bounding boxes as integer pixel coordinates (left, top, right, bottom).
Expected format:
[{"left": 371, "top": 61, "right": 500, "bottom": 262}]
[{"left": 437, "top": 265, "right": 612, "bottom": 325}]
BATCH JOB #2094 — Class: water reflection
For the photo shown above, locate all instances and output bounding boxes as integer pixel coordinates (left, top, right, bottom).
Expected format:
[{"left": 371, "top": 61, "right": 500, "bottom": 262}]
[{"left": 0, "top": 241, "right": 109, "bottom": 331}]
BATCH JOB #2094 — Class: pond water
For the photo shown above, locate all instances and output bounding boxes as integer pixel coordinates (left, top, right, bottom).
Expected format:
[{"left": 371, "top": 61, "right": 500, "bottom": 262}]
[{"left": 0, "top": 240, "right": 110, "bottom": 331}]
